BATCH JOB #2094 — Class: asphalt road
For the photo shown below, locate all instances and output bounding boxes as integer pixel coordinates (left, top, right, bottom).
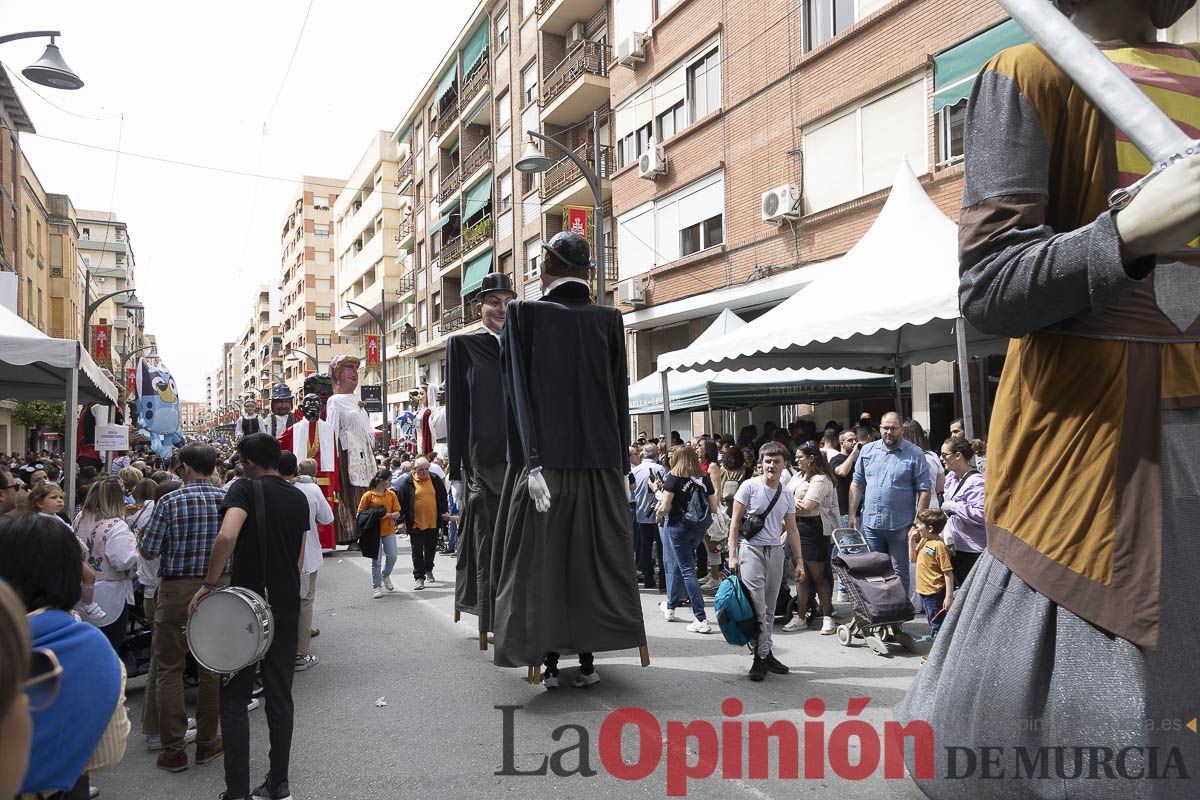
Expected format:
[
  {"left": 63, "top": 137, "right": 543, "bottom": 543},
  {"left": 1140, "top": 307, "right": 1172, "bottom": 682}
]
[{"left": 95, "top": 537, "right": 931, "bottom": 800}]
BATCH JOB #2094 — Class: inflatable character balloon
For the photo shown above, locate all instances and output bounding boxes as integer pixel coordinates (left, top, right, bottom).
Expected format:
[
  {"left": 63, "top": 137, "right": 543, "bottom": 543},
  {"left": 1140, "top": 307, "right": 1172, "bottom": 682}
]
[{"left": 136, "top": 358, "right": 184, "bottom": 459}]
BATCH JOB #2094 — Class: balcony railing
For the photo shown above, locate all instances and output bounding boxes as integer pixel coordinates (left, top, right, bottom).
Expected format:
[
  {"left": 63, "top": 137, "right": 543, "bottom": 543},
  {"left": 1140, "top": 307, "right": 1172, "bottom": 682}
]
[
  {"left": 541, "top": 40, "right": 609, "bottom": 109},
  {"left": 536, "top": 0, "right": 553, "bottom": 12},
  {"left": 394, "top": 216, "right": 414, "bottom": 242},
  {"left": 602, "top": 245, "right": 618, "bottom": 283},
  {"left": 436, "top": 165, "right": 462, "bottom": 204},
  {"left": 396, "top": 328, "right": 417, "bottom": 350},
  {"left": 464, "top": 302, "right": 482, "bottom": 325},
  {"left": 50, "top": 267, "right": 63, "bottom": 278},
  {"left": 463, "top": 214, "right": 493, "bottom": 251},
  {"left": 462, "top": 57, "right": 489, "bottom": 103},
  {"left": 541, "top": 142, "right": 612, "bottom": 200},
  {"left": 441, "top": 305, "right": 465, "bottom": 335},
  {"left": 394, "top": 156, "right": 413, "bottom": 188},
  {"left": 435, "top": 94, "right": 460, "bottom": 137},
  {"left": 438, "top": 235, "right": 462, "bottom": 264},
  {"left": 463, "top": 139, "right": 491, "bottom": 178},
  {"left": 398, "top": 271, "right": 416, "bottom": 294}
]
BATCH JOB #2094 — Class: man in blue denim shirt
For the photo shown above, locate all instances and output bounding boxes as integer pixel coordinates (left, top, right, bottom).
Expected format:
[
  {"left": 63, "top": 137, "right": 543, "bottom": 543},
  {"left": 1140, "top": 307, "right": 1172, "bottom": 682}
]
[{"left": 848, "top": 411, "right": 931, "bottom": 599}]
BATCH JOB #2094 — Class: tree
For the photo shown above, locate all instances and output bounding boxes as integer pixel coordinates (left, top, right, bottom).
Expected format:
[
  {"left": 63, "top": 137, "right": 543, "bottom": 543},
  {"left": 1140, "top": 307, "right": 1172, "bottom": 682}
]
[{"left": 12, "top": 401, "right": 67, "bottom": 451}]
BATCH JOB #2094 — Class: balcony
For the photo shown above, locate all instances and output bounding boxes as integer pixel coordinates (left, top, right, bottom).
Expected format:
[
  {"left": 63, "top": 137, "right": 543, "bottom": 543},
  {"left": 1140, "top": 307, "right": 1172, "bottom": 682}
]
[
  {"left": 462, "top": 140, "right": 491, "bottom": 182},
  {"left": 462, "top": 214, "right": 493, "bottom": 254},
  {"left": 540, "top": 141, "right": 613, "bottom": 206},
  {"left": 397, "top": 270, "right": 416, "bottom": 299},
  {"left": 537, "top": 0, "right": 606, "bottom": 34},
  {"left": 394, "top": 216, "right": 414, "bottom": 249},
  {"left": 394, "top": 156, "right": 413, "bottom": 189},
  {"left": 601, "top": 245, "right": 618, "bottom": 284},
  {"left": 435, "top": 95, "right": 460, "bottom": 138},
  {"left": 462, "top": 58, "right": 489, "bottom": 107},
  {"left": 436, "top": 165, "right": 462, "bottom": 204},
  {"left": 441, "top": 304, "right": 465, "bottom": 335},
  {"left": 540, "top": 41, "right": 609, "bottom": 126},
  {"left": 438, "top": 235, "right": 462, "bottom": 265},
  {"left": 464, "top": 301, "right": 482, "bottom": 326}
]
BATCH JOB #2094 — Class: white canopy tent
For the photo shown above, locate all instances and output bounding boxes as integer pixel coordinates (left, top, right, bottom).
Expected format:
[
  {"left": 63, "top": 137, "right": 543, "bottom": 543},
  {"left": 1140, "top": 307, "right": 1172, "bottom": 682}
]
[
  {"left": 657, "top": 161, "right": 1009, "bottom": 438},
  {"left": 1, "top": 303, "right": 120, "bottom": 510}
]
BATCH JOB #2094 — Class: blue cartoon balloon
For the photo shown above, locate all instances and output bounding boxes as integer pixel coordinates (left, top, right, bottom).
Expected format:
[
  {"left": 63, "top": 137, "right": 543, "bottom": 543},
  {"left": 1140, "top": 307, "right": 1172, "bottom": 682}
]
[{"left": 136, "top": 358, "right": 183, "bottom": 459}]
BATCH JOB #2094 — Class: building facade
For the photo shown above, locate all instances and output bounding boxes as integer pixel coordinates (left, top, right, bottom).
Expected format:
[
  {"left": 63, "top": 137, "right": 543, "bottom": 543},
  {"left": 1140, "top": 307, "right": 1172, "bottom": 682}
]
[{"left": 76, "top": 209, "right": 145, "bottom": 365}]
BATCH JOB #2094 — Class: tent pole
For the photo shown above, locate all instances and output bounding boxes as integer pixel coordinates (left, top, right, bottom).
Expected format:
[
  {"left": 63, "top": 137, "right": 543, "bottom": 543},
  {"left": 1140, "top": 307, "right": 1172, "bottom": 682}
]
[
  {"left": 893, "top": 357, "right": 903, "bottom": 414},
  {"left": 661, "top": 370, "right": 671, "bottom": 446},
  {"left": 955, "top": 316, "right": 976, "bottom": 440},
  {"left": 65, "top": 356, "right": 79, "bottom": 514},
  {"left": 707, "top": 403, "right": 714, "bottom": 437}
]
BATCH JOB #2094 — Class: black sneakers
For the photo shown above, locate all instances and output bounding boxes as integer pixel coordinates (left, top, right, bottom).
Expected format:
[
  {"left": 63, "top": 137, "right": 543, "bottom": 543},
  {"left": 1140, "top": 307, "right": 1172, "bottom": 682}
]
[
  {"left": 762, "top": 652, "right": 789, "bottom": 674},
  {"left": 250, "top": 777, "right": 291, "bottom": 800},
  {"left": 749, "top": 656, "right": 768, "bottom": 682}
]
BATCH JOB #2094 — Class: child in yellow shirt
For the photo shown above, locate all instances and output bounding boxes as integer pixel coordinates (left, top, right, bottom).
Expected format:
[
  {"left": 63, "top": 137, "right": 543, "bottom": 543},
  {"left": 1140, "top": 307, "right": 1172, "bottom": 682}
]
[
  {"left": 359, "top": 470, "right": 401, "bottom": 598},
  {"left": 908, "top": 508, "right": 954, "bottom": 640}
]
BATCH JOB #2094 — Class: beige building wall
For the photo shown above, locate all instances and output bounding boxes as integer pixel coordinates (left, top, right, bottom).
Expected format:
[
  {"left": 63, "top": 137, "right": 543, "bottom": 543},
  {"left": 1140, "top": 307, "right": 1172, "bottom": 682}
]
[
  {"left": 46, "top": 193, "right": 83, "bottom": 341},
  {"left": 76, "top": 209, "right": 144, "bottom": 361},
  {"left": 17, "top": 152, "right": 51, "bottom": 334}
]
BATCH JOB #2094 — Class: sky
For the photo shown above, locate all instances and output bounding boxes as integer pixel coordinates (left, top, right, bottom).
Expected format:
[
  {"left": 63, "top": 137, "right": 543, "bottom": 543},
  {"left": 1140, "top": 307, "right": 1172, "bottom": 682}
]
[{"left": 3, "top": 0, "right": 481, "bottom": 402}]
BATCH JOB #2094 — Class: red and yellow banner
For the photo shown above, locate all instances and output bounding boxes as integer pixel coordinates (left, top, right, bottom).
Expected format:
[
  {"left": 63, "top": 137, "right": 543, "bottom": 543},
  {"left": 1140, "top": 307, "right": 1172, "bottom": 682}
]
[
  {"left": 366, "top": 335, "right": 380, "bottom": 368},
  {"left": 563, "top": 205, "right": 591, "bottom": 243},
  {"left": 92, "top": 325, "right": 111, "bottom": 367},
  {"left": 126, "top": 368, "right": 137, "bottom": 394}
]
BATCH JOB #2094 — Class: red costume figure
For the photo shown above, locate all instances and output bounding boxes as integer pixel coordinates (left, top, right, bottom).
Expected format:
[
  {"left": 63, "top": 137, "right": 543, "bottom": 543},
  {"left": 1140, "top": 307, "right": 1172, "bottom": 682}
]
[{"left": 280, "top": 393, "right": 340, "bottom": 549}]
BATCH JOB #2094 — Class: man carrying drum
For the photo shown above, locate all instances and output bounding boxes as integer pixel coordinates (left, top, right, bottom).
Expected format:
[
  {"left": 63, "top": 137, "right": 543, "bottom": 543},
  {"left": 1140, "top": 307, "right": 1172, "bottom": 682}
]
[{"left": 189, "top": 433, "right": 310, "bottom": 800}]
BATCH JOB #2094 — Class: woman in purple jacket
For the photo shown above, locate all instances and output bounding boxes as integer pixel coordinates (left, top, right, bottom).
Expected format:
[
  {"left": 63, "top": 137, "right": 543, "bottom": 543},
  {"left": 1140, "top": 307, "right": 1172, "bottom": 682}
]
[{"left": 939, "top": 436, "right": 986, "bottom": 587}]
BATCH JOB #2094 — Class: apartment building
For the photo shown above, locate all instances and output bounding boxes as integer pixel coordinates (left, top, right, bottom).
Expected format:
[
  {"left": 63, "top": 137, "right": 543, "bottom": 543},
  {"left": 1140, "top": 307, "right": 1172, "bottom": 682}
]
[
  {"left": 604, "top": 0, "right": 1030, "bottom": 436},
  {"left": 387, "top": 0, "right": 616, "bottom": 397},
  {"left": 77, "top": 209, "right": 145, "bottom": 361},
  {"left": 278, "top": 177, "right": 353, "bottom": 394},
  {"left": 0, "top": 66, "right": 33, "bottom": 278},
  {"left": 179, "top": 401, "right": 207, "bottom": 437},
  {"left": 46, "top": 193, "right": 85, "bottom": 341},
  {"left": 332, "top": 132, "right": 404, "bottom": 423},
  {"left": 17, "top": 153, "right": 52, "bottom": 334},
  {"left": 237, "top": 287, "right": 281, "bottom": 405},
  {"left": 214, "top": 340, "right": 242, "bottom": 417}
]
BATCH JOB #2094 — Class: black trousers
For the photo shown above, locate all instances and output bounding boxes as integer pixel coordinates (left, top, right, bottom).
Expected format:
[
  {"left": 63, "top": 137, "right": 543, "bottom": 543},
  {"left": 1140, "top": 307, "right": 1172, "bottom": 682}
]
[
  {"left": 636, "top": 522, "right": 665, "bottom": 586},
  {"left": 951, "top": 550, "right": 981, "bottom": 589},
  {"left": 410, "top": 528, "right": 438, "bottom": 579},
  {"left": 220, "top": 609, "right": 299, "bottom": 798}
]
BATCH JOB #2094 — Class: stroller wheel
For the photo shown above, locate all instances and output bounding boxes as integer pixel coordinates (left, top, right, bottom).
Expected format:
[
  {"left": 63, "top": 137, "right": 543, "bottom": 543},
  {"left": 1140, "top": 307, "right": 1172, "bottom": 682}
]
[{"left": 835, "top": 624, "right": 852, "bottom": 646}]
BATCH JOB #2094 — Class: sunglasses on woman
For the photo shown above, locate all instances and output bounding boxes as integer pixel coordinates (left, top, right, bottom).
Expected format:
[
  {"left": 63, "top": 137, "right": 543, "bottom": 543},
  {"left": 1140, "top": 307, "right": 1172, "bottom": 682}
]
[{"left": 25, "top": 648, "right": 62, "bottom": 712}]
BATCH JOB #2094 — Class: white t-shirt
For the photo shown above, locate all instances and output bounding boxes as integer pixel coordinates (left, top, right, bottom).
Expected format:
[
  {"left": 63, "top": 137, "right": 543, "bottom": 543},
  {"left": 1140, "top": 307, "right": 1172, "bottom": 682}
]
[
  {"left": 295, "top": 479, "right": 334, "bottom": 574},
  {"left": 923, "top": 451, "right": 945, "bottom": 509},
  {"left": 734, "top": 477, "right": 796, "bottom": 546}
]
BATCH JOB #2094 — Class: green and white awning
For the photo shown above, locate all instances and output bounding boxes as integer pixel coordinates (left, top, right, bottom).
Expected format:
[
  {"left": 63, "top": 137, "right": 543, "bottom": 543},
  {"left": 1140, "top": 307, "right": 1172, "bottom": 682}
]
[
  {"left": 933, "top": 19, "right": 1029, "bottom": 112},
  {"left": 462, "top": 24, "right": 489, "bottom": 75},
  {"left": 461, "top": 250, "right": 493, "bottom": 296},
  {"left": 463, "top": 173, "right": 492, "bottom": 219}
]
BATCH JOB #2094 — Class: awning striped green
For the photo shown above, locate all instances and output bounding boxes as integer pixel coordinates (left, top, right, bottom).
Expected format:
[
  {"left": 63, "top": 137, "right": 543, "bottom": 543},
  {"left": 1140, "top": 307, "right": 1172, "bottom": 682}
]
[
  {"left": 933, "top": 19, "right": 1029, "bottom": 112},
  {"left": 463, "top": 172, "right": 492, "bottom": 219},
  {"left": 435, "top": 64, "right": 457, "bottom": 102},
  {"left": 462, "top": 24, "right": 489, "bottom": 75},
  {"left": 428, "top": 198, "right": 459, "bottom": 236},
  {"left": 398, "top": 124, "right": 412, "bottom": 144},
  {"left": 460, "top": 249, "right": 493, "bottom": 296}
]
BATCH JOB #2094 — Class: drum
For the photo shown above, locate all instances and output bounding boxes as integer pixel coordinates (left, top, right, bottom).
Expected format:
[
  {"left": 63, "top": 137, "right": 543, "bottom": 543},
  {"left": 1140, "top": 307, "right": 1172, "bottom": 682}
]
[{"left": 187, "top": 586, "right": 273, "bottom": 674}]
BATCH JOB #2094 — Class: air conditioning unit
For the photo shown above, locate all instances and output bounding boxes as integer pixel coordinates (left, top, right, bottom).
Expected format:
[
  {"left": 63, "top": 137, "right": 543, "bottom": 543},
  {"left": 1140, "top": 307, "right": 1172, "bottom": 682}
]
[
  {"left": 761, "top": 184, "right": 802, "bottom": 225},
  {"left": 617, "top": 31, "right": 648, "bottom": 66},
  {"left": 616, "top": 279, "right": 646, "bottom": 307},
  {"left": 638, "top": 142, "right": 666, "bottom": 179},
  {"left": 566, "top": 22, "right": 586, "bottom": 47}
]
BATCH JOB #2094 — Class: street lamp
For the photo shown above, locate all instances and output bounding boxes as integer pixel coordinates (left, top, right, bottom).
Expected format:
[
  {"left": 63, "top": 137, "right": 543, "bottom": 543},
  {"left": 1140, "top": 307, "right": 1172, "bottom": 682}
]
[
  {"left": 515, "top": 109, "right": 607, "bottom": 304},
  {"left": 0, "top": 31, "right": 84, "bottom": 90},
  {"left": 82, "top": 266, "right": 143, "bottom": 349},
  {"left": 340, "top": 287, "right": 389, "bottom": 452},
  {"left": 285, "top": 347, "right": 320, "bottom": 373}
]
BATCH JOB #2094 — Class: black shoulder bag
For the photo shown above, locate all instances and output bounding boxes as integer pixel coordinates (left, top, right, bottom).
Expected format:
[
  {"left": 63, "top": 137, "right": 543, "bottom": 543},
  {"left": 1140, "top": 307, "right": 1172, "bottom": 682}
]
[{"left": 739, "top": 482, "right": 783, "bottom": 539}]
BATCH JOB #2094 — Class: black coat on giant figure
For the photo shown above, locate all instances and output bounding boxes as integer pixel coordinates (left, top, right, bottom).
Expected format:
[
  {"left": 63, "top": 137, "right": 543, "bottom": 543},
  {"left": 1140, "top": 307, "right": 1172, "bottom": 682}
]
[
  {"left": 447, "top": 272, "right": 516, "bottom": 646},
  {"left": 490, "top": 232, "right": 647, "bottom": 676}
]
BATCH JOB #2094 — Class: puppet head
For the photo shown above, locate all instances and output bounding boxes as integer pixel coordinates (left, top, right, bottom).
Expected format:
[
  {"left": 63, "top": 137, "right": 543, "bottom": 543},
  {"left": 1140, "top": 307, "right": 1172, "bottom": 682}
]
[
  {"left": 302, "top": 373, "right": 332, "bottom": 404},
  {"left": 540, "top": 231, "right": 592, "bottom": 287},
  {"left": 1052, "top": 0, "right": 1196, "bottom": 27},
  {"left": 301, "top": 393, "right": 323, "bottom": 421},
  {"left": 137, "top": 358, "right": 182, "bottom": 439},
  {"left": 242, "top": 398, "right": 259, "bottom": 417},
  {"left": 270, "top": 383, "right": 293, "bottom": 416},
  {"left": 330, "top": 354, "right": 360, "bottom": 394}
]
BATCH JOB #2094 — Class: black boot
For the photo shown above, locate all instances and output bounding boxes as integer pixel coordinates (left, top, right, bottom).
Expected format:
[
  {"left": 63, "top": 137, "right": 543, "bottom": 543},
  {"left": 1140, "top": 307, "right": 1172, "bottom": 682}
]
[
  {"left": 761, "top": 651, "right": 789, "bottom": 674},
  {"left": 749, "top": 655, "right": 768, "bottom": 682}
]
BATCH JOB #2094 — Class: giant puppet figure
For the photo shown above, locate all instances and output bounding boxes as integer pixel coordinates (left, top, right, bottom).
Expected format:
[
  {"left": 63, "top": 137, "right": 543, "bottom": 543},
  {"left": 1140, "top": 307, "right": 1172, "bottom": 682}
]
[
  {"left": 896, "top": 2, "right": 1200, "bottom": 797},
  {"left": 413, "top": 386, "right": 435, "bottom": 456},
  {"left": 280, "top": 393, "right": 339, "bottom": 549},
  {"left": 135, "top": 358, "right": 183, "bottom": 460},
  {"left": 266, "top": 383, "right": 296, "bottom": 438},
  {"left": 490, "top": 232, "right": 646, "bottom": 687},
  {"left": 429, "top": 385, "right": 448, "bottom": 459},
  {"left": 446, "top": 272, "right": 516, "bottom": 646},
  {"left": 326, "top": 355, "right": 375, "bottom": 544}
]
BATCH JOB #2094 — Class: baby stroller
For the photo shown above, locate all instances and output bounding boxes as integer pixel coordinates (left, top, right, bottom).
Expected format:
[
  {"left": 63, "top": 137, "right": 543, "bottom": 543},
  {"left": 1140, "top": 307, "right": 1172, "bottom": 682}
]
[{"left": 830, "top": 528, "right": 916, "bottom": 657}]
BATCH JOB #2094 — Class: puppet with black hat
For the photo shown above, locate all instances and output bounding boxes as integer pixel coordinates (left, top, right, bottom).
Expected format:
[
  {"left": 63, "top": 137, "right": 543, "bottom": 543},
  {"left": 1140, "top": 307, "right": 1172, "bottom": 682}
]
[
  {"left": 490, "top": 231, "right": 647, "bottom": 688},
  {"left": 266, "top": 383, "right": 296, "bottom": 438},
  {"left": 446, "top": 271, "right": 516, "bottom": 647}
]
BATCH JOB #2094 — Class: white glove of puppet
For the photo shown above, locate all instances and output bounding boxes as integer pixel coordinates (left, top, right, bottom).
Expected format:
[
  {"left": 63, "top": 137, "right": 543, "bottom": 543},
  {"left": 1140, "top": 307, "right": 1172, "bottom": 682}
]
[
  {"left": 527, "top": 470, "right": 552, "bottom": 513},
  {"left": 451, "top": 480, "right": 464, "bottom": 501}
]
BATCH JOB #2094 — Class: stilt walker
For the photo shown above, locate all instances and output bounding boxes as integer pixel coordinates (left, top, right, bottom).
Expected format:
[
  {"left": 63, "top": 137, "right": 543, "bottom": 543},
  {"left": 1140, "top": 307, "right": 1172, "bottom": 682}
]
[
  {"left": 447, "top": 272, "right": 517, "bottom": 647},
  {"left": 280, "top": 393, "right": 340, "bottom": 550},
  {"left": 896, "top": 2, "right": 1200, "bottom": 797},
  {"left": 490, "top": 231, "right": 648, "bottom": 688},
  {"left": 326, "top": 355, "right": 375, "bottom": 545}
]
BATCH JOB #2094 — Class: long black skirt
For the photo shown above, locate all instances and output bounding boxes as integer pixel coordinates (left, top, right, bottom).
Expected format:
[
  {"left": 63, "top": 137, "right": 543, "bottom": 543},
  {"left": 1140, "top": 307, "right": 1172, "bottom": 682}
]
[
  {"left": 490, "top": 466, "right": 647, "bottom": 668},
  {"left": 454, "top": 462, "right": 505, "bottom": 632}
]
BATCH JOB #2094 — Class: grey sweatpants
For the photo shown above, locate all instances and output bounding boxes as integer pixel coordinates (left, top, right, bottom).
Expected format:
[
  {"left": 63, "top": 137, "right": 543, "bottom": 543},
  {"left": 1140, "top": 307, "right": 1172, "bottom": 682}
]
[{"left": 738, "top": 541, "right": 784, "bottom": 658}]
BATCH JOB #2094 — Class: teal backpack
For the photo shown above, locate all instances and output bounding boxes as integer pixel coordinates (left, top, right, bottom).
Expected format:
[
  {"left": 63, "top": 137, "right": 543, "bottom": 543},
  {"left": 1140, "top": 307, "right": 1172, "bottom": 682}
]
[{"left": 714, "top": 575, "right": 759, "bottom": 647}]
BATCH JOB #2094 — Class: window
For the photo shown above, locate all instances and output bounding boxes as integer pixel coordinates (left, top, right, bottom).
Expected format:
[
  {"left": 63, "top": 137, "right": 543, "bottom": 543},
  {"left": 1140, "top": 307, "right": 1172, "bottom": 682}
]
[
  {"left": 617, "top": 171, "right": 724, "bottom": 279},
  {"left": 496, "top": 13, "right": 510, "bottom": 48},
  {"left": 315, "top": 223, "right": 330, "bottom": 236},
  {"left": 418, "top": 300, "right": 428, "bottom": 330},
  {"left": 614, "top": 87, "right": 652, "bottom": 169},
  {"left": 431, "top": 166, "right": 439, "bottom": 198},
  {"left": 313, "top": 195, "right": 329, "bottom": 209},
  {"left": 801, "top": 80, "right": 926, "bottom": 213},
  {"left": 497, "top": 90, "right": 510, "bottom": 129},
  {"left": 655, "top": 101, "right": 685, "bottom": 141},
  {"left": 680, "top": 214, "right": 723, "bottom": 256},
  {"left": 414, "top": 121, "right": 424, "bottom": 152},
  {"left": 316, "top": 335, "right": 331, "bottom": 346},
  {"left": 522, "top": 0, "right": 536, "bottom": 18},
  {"left": 498, "top": 171, "right": 513, "bottom": 212},
  {"left": 803, "top": 0, "right": 855, "bottom": 51},
  {"left": 81, "top": 227, "right": 90, "bottom": 239},
  {"left": 937, "top": 98, "right": 967, "bottom": 165},
  {"left": 525, "top": 236, "right": 542, "bottom": 276},
  {"left": 655, "top": 0, "right": 680, "bottom": 16},
  {"left": 522, "top": 63, "right": 538, "bottom": 107},
  {"left": 496, "top": 128, "right": 511, "bottom": 162},
  {"left": 687, "top": 47, "right": 721, "bottom": 121}
]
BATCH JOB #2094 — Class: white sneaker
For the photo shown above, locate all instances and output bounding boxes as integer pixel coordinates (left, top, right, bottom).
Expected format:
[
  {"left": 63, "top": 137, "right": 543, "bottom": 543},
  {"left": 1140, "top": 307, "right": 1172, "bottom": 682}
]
[
  {"left": 382, "top": 576, "right": 394, "bottom": 592},
  {"left": 247, "top": 698, "right": 260, "bottom": 712},
  {"left": 659, "top": 601, "right": 677, "bottom": 622},
  {"left": 782, "top": 615, "right": 805, "bottom": 632},
  {"left": 414, "top": 578, "right": 425, "bottom": 591},
  {"left": 372, "top": 588, "right": 383, "bottom": 599},
  {"left": 821, "top": 616, "right": 837, "bottom": 635},
  {"left": 80, "top": 601, "right": 107, "bottom": 623},
  {"left": 294, "top": 654, "right": 319, "bottom": 671},
  {"left": 571, "top": 670, "right": 600, "bottom": 688},
  {"left": 686, "top": 619, "right": 712, "bottom": 634},
  {"left": 542, "top": 671, "right": 559, "bottom": 690}
]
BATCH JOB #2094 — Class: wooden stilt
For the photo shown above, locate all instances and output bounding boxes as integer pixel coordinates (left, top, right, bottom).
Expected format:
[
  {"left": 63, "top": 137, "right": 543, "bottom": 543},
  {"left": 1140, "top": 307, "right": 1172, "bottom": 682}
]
[
  {"left": 639, "top": 644, "right": 650, "bottom": 667},
  {"left": 479, "top": 631, "right": 488, "bottom": 651},
  {"left": 525, "top": 664, "right": 542, "bottom": 684},
  {"left": 454, "top": 610, "right": 460, "bottom": 623}
]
